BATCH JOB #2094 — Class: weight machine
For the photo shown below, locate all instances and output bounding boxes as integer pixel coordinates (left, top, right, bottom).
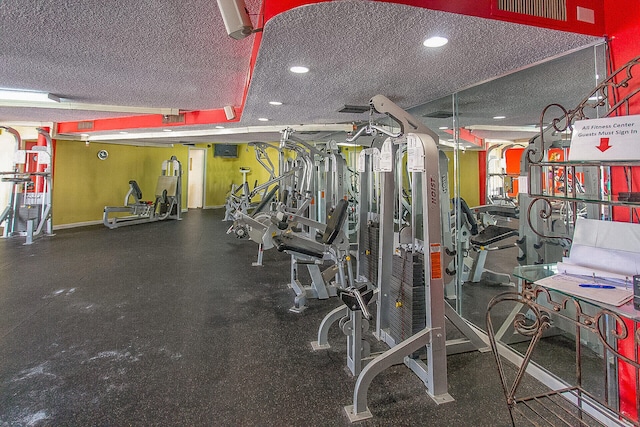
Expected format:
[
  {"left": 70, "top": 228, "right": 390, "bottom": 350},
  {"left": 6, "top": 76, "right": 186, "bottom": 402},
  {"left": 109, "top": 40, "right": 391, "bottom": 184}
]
[
  {"left": 103, "top": 156, "right": 182, "bottom": 229},
  {"left": 452, "top": 198, "right": 518, "bottom": 286},
  {"left": 0, "top": 127, "right": 53, "bottom": 244},
  {"left": 229, "top": 131, "right": 354, "bottom": 300},
  {"left": 223, "top": 141, "right": 287, "bottom": 222},
  {"left": 299, "top": 96, "right": 487, "bottom": 421}
]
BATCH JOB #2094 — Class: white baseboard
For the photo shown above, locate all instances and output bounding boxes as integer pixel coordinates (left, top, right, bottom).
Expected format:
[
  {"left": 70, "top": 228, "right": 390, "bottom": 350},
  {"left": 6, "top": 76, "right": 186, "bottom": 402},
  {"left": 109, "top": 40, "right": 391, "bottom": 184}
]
[
  {"left": 53, "top": 207, "right": 223, "bottom": 230},
  {"left": 53, "top": 220, "right": 103, "bottom": 230}
]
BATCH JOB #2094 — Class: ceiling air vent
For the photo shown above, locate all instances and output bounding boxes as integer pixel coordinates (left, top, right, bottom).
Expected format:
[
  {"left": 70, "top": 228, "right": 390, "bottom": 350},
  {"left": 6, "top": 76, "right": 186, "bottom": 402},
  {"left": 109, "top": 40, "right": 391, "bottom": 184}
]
[
  {"left": 338, "top": 105, "right": 370, "bottom": 114},
  {"left": 497, "top": 0, "right": 567, "bottom": 21},
  {"left": 77, "top": 121, "right": 94, "bottom": 130},
  {"left": 422, "top": 111, "right": 453, "bottom": 119}
]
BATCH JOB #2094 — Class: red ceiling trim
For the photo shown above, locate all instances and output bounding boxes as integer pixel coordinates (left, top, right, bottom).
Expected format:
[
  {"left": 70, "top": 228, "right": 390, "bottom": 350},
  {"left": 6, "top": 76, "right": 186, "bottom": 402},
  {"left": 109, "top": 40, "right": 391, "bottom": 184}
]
[
  {"left": 56, "top": 108, "right": 236, "bottom": 134},
  {"left": 263, "top": 0, "right": 325, "bottom": 21},
  {"left": 444, "top": 128, "right": 485, "bottom": 146}
]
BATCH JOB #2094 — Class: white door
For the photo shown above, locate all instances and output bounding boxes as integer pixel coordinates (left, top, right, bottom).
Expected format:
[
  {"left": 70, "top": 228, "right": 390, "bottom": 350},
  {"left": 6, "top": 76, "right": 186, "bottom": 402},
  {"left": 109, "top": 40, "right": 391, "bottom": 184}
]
[{"left": 188, "top": 149, "right": 205, "bottom": 208}]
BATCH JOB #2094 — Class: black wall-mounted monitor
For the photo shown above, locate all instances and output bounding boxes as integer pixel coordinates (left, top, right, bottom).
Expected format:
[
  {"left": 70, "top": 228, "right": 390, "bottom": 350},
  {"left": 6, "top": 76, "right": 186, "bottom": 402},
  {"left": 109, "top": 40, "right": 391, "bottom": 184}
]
[{"left": 213, "top": 144, "right": 238, "bottom": 158}]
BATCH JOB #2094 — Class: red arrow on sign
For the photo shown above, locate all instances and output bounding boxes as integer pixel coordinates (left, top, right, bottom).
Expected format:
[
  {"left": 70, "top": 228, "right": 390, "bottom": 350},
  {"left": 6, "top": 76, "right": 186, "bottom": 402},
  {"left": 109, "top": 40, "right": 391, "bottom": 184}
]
[{"left": 597, "top": 137, "right": 612, "bottom": 152}]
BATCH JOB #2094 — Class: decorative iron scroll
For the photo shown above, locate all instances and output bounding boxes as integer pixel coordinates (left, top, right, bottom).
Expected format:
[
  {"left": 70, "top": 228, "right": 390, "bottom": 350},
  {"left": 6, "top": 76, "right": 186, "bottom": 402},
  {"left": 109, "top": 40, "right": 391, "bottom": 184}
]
[
  {"left": 527, "top": 54, "right": 640, "bottom": 164},
  {"left": 526, "top": 197, "right": 574, "bottom": 244},
  {"left": 487, "top": 286, "right": 640, "bottom": 427},
  {"left": 521, "top": 54, "right": 640, "bottom": 246},
  {"left": 519, "top": 284, "right": 640, "bottom": 369}
]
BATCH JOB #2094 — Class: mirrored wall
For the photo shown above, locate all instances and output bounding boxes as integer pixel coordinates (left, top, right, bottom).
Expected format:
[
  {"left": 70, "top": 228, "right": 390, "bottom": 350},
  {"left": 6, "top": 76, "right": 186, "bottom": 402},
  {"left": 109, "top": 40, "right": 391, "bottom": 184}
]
[{"left": 410, "top": 42, "right": 607, "bottom": 330}]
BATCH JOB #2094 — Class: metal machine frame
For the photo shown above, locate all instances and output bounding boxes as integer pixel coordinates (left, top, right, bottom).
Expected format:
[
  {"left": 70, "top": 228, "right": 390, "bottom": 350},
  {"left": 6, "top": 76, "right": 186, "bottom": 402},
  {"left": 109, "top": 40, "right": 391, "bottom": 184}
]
[
  {"left": 0, "top": 127, "right": 54, "bottom": 244},
  {"left": 103, "top": 156, "right": 182, "bottom": 229},
  {"left": 340, "top": 95, "right": 487, "bottom": 422}
]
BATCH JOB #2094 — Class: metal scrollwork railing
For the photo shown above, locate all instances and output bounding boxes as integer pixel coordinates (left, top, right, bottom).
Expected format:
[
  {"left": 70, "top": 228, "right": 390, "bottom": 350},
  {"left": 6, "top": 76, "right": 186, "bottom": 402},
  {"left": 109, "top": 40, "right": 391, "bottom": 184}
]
[
  {"left": 520, "top": 54, "right": 640, "bottom": 250},
  {"left": 488, "top": 284, "right": 640, "bottom": 426},
  {"left": 527, "top": 54, "right": 640, "bottom": 164},
  {"left": 521, "top": 283, "right": 640, "bottom": 367},
  {"left": 526, "top": 197, "right": 574, "bottom": 245}
]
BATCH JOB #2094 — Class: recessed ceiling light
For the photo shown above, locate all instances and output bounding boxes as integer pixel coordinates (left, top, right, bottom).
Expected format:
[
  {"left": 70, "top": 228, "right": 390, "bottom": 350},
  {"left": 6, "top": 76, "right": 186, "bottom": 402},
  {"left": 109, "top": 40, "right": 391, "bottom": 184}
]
[
  {"left": 119, "top": 131, "right": 128, "bottom": 134},
  {"left": 438, "top": 126, "right": 449, "bottom": 130},
  {"left": 289, "top": 66, "right": 309, "bottom": 74},
  {"left": 423, "top": 36, "right": 448, "bottom": 48},
  {"left": 269, "top": 101, "right": 283, "bottom": 106},
  {"left": 163, "top": 129, "right": 173, "bottom": 132},
  {"left": 215, "top": 125, "right": 225, "bottom": 129},
  {"left": 493, "top": 116, "right": 506, "bottom": 120},
  {"left": 258, "top": 118, "right": 269, "bottom": 122}
]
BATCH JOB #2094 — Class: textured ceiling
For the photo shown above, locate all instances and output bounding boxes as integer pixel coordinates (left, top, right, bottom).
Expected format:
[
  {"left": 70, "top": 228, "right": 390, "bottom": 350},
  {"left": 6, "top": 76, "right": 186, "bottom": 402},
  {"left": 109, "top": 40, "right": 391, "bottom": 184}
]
[
  {"left": 0, "top": 0, "right": 261, "bottom": 120},
  {"left": 0, "top": 0, "right": 603, "bottom": 144},
  {"left": 242, "top": 2, "right": 600, "bottom": 127}
]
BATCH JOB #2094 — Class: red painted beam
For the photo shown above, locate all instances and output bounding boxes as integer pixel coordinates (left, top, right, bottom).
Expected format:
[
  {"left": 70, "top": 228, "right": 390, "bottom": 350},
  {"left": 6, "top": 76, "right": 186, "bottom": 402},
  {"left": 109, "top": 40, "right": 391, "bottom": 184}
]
[
  {"left": 444, "top": 128, "right": 485, "bottom": 146},
  {"left": 57, "top": 108, "right": 236, "bottom": 134}
]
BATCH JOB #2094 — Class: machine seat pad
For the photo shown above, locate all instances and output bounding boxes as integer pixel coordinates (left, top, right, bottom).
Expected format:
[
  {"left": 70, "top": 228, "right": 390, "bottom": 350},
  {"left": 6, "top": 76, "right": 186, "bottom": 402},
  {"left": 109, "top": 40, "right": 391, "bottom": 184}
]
[
  {"left": 129, "top": 180, "right": 143, "bottom": 200},
  {"left": 273, "top": 233, "right": 326, "bottom": 258},
  {"left": 321, "top": 199, "right": 349, "bottom": 244},
  {"left": 252, "top": 185, "right": 279, "bottom": 216},
  {"left": 471, "top": 225, "right": 518, "bottom": 247},
  {"left": 274, "top": 243, "right": 324, "bottom": 258}
]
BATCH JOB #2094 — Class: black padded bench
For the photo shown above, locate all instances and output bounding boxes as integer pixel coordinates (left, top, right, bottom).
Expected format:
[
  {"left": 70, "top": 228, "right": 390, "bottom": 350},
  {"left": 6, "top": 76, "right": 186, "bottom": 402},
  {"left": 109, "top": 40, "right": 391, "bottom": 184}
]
[{"left": 471, "top": 225, "right": 518, "bottom": 247}]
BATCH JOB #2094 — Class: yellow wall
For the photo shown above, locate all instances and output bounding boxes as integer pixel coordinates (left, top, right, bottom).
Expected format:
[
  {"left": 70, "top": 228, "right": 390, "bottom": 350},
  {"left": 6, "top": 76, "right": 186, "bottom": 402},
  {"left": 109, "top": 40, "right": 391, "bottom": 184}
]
[
  {"left": 52, "top": 140, "right": 286, "bottom": 226},
  {"left": 445, "top": 150, "right": 480, "bottom": 207},
  {"left": 53, "top": 140, "right": 188, "bottom": 225},
  {"left": 50, "top": 139, "right": 481, "bottom": 226},
  {"left": 337, "top": 145, "right": 360, "bottom": 170}
]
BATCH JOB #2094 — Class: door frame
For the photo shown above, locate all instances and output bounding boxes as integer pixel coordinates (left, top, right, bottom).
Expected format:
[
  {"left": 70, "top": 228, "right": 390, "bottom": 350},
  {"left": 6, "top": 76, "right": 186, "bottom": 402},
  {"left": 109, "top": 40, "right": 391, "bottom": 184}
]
[{"left": 187, "top": 147, "right": 207, "bottom": 209}]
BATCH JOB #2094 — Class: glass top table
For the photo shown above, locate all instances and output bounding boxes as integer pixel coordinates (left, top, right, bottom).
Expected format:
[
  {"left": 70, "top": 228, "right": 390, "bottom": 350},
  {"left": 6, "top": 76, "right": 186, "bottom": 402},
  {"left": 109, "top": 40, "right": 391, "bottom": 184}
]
[{"left": 513, "top": 263, "right": 640, "bottom": 322}]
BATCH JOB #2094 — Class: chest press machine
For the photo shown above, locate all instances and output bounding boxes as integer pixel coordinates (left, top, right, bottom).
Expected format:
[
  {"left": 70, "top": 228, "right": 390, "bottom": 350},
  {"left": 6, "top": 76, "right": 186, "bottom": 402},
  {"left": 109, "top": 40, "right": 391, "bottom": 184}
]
[
  {"left": 272, "top": 197, "right": 357, "bottom": 310},
  {"left": 228, "top": 130, "right": 356, "bottom": 308},
  {"left": 453, "top": 198, "right": 519, "bottom": 286},
  {"left": 232, "top": 190, "right": 355, "bottom": 311},
  {"left": 103, "top": 156, "right": 182, "bottom": 229}
]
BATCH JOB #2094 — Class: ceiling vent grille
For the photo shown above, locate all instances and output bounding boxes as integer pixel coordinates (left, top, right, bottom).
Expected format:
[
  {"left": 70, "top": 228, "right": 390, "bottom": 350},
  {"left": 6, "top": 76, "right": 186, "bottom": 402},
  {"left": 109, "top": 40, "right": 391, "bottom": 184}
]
[
  {"left": 497, "top": 0, "right": 567, "bottom": 21},
  {"left": 423, "top": 111, "right": 453, "bottom": 119},
  {"left": 77, "top": 121, "right": 94, "bottom": 130},
  {"left": 338, "top": 105, "right": 370, "bottom": 114}
]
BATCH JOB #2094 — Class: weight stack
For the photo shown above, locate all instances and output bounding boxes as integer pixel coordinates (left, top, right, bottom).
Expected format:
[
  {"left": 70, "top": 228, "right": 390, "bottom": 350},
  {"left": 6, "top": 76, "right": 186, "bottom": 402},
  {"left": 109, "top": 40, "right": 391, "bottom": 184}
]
[
  {"left": 386, "top": 249, "right": 426, "bottom": 350},
  {"left": 362, "top": 221, "right": 380, "bottom": 284}
]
